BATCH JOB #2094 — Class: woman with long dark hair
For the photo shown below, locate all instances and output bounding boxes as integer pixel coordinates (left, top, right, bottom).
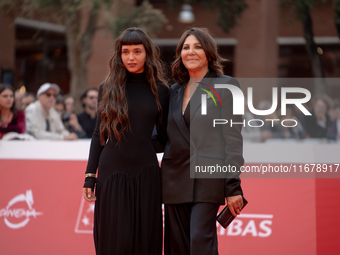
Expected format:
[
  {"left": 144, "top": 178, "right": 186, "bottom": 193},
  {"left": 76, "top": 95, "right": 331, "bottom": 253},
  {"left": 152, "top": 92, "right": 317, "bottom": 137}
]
[
  {"left": 162, "top": 27, "right": 244, "bottom": 255},
  {"left": 0, "top": 84, "right": 26, "bottom": 139},
  {"left": 82, "top": 27, "right": 169, "bottom": 255}
]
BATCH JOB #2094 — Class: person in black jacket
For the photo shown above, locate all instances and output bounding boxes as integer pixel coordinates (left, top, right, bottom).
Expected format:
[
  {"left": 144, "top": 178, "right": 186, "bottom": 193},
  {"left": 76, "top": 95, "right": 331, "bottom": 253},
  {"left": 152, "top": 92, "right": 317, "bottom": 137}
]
[
  {"left": 303, "top": 95, "right": 333, "bottom": 139},
  {"left": 161, "top": 27, "right": 244, "bottom": 255},
  {"left": 77, "top": 88, "right": 98, "bottom": 138}
]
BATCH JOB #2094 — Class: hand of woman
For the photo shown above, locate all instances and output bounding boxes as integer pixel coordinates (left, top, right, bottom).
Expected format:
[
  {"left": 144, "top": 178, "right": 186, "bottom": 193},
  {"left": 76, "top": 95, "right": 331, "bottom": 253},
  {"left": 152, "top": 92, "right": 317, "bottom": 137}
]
[
  {"left": 69, "top": 113, "right": 83, "bottom": 132},
  {"left": 226, "top": 195, "right": 243, "bottom": 217},
  {"left": 63, "top": 132, "right": 78, "bottom": 140},
  {"left": 82, "top": 187, "right": 96, "bottom": 202}
]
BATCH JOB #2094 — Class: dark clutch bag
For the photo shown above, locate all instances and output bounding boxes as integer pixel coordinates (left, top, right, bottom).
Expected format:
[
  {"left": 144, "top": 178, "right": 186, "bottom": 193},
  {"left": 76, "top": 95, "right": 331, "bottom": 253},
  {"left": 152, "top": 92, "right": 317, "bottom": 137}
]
[{"left": 216, "top": 197, "right": 248, "bottom": 229}]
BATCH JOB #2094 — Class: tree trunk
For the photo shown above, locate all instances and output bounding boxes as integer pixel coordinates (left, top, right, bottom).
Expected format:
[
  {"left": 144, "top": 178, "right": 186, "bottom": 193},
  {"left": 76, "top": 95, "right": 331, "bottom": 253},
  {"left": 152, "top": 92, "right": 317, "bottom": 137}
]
[
  {"left": 334, "top": 0, "right": 340, "bottom": 39},
  {"left": 63, "top": 2, "right": 100, "bottom": 113},
  {"left": 63, "top": 12, "right": 84, "bottom": 113},
  {"left": 298, "top": 2, "right": 327, "bottom": 96}
]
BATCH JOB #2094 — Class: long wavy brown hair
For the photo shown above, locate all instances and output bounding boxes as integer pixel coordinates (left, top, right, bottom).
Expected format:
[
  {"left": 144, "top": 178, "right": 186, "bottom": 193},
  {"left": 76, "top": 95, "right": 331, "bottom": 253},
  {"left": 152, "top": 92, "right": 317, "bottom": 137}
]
[
  {"left": 99, "top": 27, "right": 167, "bottom": 145},
  {"left": 172, "top": 27, "right": 228, "bottom": 84}
]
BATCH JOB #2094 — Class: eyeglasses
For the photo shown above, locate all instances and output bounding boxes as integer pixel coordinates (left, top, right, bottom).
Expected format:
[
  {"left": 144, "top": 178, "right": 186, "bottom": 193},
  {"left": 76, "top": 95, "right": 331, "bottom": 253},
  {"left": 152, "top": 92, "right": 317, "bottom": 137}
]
[{"left": 45, "top": 93, "right": 57, "bottom": 98}]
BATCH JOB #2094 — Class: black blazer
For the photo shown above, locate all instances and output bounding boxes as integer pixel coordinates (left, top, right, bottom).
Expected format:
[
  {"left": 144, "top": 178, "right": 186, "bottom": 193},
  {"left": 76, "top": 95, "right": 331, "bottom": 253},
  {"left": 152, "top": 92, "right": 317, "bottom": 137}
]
[{"left": 161, "top": 72, "right": 244, "bottom": 205}]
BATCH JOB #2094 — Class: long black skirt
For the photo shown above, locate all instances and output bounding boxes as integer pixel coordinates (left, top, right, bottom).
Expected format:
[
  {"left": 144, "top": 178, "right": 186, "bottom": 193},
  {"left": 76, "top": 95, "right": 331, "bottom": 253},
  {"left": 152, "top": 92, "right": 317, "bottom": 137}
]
[{"left": 93, "top": 164, "right": 162, "bottom": 255}]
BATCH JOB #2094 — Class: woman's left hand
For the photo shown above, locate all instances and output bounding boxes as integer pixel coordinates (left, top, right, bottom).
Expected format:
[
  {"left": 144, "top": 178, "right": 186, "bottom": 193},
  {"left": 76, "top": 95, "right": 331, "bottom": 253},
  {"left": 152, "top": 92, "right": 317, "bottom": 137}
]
[
  {"left": 226, "top": 195, "right": 243, "bottom": 217},
  {"left": 83, "top": 187, "right": 96, "bottom": 202}
]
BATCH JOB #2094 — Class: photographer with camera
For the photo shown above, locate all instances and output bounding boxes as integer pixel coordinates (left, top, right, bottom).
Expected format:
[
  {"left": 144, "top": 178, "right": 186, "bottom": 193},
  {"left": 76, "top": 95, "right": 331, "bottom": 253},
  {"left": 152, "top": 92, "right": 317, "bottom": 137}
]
[{"left": 55, "top": 95, "right": 87, "bottom": 139}]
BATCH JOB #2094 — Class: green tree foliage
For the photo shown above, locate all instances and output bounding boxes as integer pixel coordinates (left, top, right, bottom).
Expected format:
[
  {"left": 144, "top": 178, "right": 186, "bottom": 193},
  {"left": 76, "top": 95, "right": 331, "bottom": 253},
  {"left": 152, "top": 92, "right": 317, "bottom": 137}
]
[
  {"left": 280, "top": 0, "right": 328, "bottom": 94},
  {"left": 0, "top": 0, "right": 167, "bottom": 111},
  {"left": 212, "top": 0, "right": 248, "bottom": 33},
  {"left": 169, "top": 0, "right": 247, "bottom": 33},
  {"left": 109, "top": 1, "right": 168, "bottom": 38}
]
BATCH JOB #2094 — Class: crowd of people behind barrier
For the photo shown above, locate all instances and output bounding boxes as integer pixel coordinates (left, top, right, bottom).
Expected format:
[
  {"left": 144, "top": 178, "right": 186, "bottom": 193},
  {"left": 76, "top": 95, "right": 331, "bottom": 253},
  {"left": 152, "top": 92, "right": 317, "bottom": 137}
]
[
  {"left": 0, "top": 82, "right": 98, "bottom": 141},
  {"left": 242, "top": 94, "right": 340, "bottom": 142},
  {"left": 0, "top": 82, "right": 339, "bottom": 142}
]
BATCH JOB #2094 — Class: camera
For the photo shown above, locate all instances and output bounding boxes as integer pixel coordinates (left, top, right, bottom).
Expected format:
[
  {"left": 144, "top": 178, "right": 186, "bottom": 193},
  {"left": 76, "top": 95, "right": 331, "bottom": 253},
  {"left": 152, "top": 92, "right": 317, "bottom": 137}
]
[{"left": 61, "top": 112, "right": 70, "bottom": 123}]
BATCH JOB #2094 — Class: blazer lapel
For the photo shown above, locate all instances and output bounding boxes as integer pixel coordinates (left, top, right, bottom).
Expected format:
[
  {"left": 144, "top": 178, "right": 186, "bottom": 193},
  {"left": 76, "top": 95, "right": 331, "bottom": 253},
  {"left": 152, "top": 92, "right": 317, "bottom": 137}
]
[
  {"left": 190, "top": 71, "right": 217, "bottom": 122},
  {"left": 189, "top": 87, "right": 203, "bottom": 123},
  {"left": 172, "top": 84, "right": 191, "bottom": 144}
]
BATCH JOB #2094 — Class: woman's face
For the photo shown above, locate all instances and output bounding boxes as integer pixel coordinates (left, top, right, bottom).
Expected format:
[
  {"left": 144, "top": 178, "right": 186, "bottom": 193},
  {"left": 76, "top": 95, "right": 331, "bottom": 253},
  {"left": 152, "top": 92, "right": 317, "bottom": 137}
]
[
  {"left": 22, "top": 95, "right": 35, "bottom": 110},
  {"left": 121, "top": 44, "right": 147, "bottom": 74},
  {"left": 181, "top": 35, "right": 209, "bottom": 73},
  {"left": 0, "top": 88, "right": 14, "bottom": 110},
  {"left": 55, "top": 103, "right": 64, "bottom": 119},
  {"left": 64, "top": 97, "right": 75, "bottom": 114}
]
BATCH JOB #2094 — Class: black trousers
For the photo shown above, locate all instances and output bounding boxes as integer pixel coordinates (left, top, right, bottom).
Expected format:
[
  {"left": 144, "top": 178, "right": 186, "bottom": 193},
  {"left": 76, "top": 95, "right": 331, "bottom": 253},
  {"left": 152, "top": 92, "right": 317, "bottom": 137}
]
[{"left": 164, "top": 202, "right": 220, "bottom": 255}]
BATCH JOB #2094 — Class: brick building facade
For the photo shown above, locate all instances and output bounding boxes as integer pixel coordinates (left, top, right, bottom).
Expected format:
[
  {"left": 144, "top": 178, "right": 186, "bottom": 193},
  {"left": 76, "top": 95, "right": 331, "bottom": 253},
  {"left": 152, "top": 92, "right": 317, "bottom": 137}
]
[{"left": 0, "top": 0, "right": 339, "bottom": 102}]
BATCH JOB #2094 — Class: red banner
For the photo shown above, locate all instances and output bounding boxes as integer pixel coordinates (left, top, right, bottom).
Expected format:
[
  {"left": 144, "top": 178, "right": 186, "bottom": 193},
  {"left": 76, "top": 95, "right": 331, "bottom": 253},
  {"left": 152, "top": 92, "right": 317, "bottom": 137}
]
[{"left": 1, "top": 141, "right": 340, "bottom": 255}]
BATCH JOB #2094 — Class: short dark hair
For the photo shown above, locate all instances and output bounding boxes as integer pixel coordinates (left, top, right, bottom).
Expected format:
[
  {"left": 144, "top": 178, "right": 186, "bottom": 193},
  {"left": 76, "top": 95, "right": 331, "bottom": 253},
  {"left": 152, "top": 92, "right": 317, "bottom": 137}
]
[
  {"left": 56, "top": 94, "right": 65, "bottom": 106},
  {"left": 172, "top": 27, "right": 228, "bottom": 84},
  {"left": 80, "top": 88, "right": 98, "bottom": 108},
  {"left": 23, "top": 92, "right": 36, "bottom": 101},
  {"left": 315, "top": 94, "right": 334, "bottom": 111}
]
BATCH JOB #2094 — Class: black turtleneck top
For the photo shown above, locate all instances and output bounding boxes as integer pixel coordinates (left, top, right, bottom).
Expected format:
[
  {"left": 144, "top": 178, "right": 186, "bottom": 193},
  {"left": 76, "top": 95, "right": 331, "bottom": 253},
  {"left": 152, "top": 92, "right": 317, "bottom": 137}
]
[{"left": 84, "top": 71, "right": 169, "bottom": 189}]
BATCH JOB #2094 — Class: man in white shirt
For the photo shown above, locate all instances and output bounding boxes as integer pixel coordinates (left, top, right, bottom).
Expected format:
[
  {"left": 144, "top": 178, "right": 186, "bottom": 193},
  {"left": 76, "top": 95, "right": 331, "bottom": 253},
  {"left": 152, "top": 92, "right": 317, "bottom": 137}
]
[{"left": 25, "top": 83, "right": 77, "bottom": 140}]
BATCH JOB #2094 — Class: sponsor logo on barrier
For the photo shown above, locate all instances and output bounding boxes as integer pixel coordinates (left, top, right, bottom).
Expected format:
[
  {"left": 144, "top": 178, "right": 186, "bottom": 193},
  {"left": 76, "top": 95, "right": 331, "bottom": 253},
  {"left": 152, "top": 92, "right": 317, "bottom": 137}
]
[
  {"left": 75, "top": 197, "right": 95, "bottom": 234},
  {"left": 75, "top": 199, "right": 272, "bottom": 238},
  {"left": 0, "top": 190, "right": 43, "bottom": 229},
  {"left": 217, "top": 213, "right": 273, "bottom": 237}
]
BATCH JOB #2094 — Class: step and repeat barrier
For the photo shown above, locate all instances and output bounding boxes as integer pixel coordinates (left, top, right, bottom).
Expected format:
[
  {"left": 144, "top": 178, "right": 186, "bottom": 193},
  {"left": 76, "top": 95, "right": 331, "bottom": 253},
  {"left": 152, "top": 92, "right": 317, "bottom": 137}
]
[{"left": 1, "top": 140, "right": 340, "bottom": 255}]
